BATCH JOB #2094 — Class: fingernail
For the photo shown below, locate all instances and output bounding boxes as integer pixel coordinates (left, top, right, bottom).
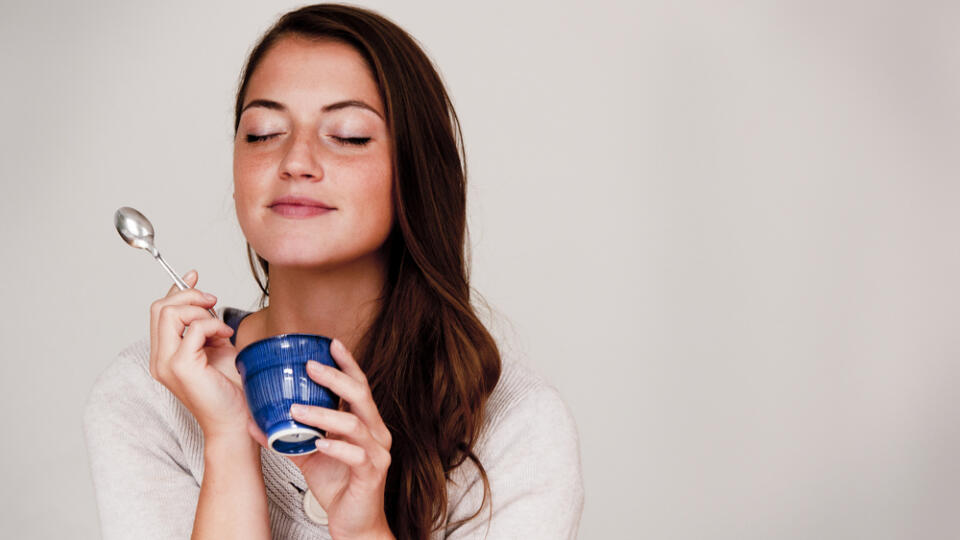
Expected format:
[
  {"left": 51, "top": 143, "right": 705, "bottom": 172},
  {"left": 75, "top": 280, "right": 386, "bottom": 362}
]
[
  {"left": 315, "top": 438, "right": 330, "bottom": 450},
  {"left": 332, "top": 339, "right": 343, "bottom": 352},
  {"left": 184, "top": 269, "right": 196, "bottom": 279},
  {"left": 307, "top": 360, "right": 322, "bottom": 372},
  {"left": 290, "top": 404, "right": 305, "bottom": 416},
  {"left": 203, "top": 292, "right": 217, "bottom": 302}
]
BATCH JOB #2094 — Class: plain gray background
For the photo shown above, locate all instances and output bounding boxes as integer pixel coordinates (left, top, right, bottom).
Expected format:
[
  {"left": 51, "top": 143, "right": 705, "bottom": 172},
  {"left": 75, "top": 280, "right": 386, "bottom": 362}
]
[{"left": 2, "top": 0, "right": 959, "bottom": 538}]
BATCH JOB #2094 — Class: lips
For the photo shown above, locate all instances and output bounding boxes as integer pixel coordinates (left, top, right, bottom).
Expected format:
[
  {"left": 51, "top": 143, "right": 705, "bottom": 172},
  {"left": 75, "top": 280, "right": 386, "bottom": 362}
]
[
  {"left": 270, "top": 204, "right": 334, "bottom": 218},
  {"left": 268, "top": 195, "right": 335, "bottom": 209}
]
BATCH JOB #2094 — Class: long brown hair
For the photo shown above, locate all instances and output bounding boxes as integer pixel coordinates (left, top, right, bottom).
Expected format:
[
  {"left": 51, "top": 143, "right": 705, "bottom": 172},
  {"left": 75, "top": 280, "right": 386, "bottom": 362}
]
[{"left": 232, "top": 4, "right": 501, "bottom": 538}]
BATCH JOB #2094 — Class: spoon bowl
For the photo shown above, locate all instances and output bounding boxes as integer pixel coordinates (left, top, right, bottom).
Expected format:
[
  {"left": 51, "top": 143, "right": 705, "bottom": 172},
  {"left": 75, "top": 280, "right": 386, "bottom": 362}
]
[
  {"left": 115, "top": 206, "right": 159, "bottom": 257},
  {"left": 114, "top": 206, "right": 218, "bottom": 319}
]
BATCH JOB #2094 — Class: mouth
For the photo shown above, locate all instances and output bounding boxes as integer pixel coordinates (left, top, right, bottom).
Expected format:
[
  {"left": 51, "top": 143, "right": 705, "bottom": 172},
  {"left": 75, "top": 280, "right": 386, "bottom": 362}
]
[
  {"left": 268, "top": 195, "right": 335, "bottom": 209},
  {"left": 269, "top": 204, "right": 336, "bottom": 218}
]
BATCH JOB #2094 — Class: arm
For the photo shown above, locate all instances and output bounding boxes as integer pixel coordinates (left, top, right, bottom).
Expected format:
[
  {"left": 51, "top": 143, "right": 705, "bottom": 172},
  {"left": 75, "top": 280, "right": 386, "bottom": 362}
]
[
  {"left": 193, "top": 435, "right": 271, "bottom": 539},
  {"left": 83, "top": 345, "right": 271, "bottom": 540},
  {"left": 443, "top": 385, "right": 586, "bottom": 539},
  {"left": 82, "top": 349, "right": 203, "bottom": 539}
]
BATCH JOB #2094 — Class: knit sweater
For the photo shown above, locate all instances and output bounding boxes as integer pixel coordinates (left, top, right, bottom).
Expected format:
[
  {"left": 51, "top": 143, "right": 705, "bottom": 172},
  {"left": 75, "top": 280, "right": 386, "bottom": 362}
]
[{"left": 82, "top": 307, "right": 585, "bottom": 539}]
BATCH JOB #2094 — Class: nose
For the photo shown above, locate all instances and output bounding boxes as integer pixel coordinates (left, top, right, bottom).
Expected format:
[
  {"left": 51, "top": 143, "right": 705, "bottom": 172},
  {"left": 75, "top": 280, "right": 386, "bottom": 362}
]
[{"left": 279, "top": 130, "right": 323, "bottom": 181}]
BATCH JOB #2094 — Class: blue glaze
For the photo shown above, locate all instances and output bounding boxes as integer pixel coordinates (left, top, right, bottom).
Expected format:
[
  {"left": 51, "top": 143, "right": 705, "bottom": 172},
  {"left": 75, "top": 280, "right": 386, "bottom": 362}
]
[
  {"left": 235, "top": 331, "right": 341, "bottom": 455},
  {"left": 268, "top": 421, "right": 323, "bottom": 455},
  {"left": 223, "top": 307, "right": 253, "bottom": 347}
]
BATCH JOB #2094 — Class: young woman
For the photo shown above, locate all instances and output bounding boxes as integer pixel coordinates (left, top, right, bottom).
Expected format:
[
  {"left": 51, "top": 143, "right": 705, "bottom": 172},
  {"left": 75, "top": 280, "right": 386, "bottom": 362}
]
[{"left": 84, "top": 4, "right": 584, "bottom": 539}]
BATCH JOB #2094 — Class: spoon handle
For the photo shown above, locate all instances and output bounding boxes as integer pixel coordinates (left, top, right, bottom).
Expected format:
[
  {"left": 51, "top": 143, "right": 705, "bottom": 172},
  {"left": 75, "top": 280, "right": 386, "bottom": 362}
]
[{"left": 154, "top": 251, "right": 219, "bottom": 319}]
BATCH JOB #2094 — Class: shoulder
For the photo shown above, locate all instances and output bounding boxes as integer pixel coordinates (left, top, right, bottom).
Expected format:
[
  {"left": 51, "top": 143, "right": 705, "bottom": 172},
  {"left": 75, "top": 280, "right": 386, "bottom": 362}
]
[
  {"left": 82, "top": 335, "right": 202, "bottom": 470},
  {"left": 85, "top": 303, "right": 248, "bottom": 413},
  {"left": 82, "top": 337, "right": 207, "bottom": 539},
  {"left": 474, "top": 356, "right": 584, "bottom": 493},
  {"left": 440, "top": 353, "right": 585, "bottom": 538},
  {"left": 83, "top": 335, "right": 157, "bottom": 416},
  {"left": 82, "top": 335, "right": 173, "bottom": 441},
  {"left": 480, "top": 355, "right": 581, "bottom": 450}
]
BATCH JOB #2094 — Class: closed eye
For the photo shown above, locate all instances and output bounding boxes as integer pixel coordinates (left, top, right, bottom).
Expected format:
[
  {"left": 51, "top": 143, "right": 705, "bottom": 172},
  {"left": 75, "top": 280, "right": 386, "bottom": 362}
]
[
  {"left": 333, "top": 136, "right": 371, "bottom": 147},
  {"left": 246, "top": 133, "right": 279, "bottom": 143},
  {"left": 244, "top": 134, "right": 371, "bottom": 147}
]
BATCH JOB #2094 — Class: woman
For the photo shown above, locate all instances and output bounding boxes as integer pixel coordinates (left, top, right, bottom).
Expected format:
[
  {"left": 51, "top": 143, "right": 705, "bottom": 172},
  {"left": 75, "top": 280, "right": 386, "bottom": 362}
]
[{"left": 83, "top": 4, "right": 584, "bottom": 539}]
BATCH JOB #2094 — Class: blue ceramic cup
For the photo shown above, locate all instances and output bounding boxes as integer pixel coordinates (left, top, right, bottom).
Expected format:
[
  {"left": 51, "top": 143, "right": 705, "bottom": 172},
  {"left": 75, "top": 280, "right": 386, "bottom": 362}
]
[{"left": 235, "top": 333, "right": 341, "bottom": 455}]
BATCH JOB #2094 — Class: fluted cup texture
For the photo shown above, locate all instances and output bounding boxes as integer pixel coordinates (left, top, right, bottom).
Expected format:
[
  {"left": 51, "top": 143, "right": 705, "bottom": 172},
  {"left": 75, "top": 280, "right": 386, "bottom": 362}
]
[{"left": 236, "top": 333, "right": 341, "bottom": 455}]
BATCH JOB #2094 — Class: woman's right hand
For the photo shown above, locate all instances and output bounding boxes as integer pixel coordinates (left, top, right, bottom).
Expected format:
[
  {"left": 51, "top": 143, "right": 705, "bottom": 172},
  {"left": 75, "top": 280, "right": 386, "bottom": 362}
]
[{"left": 149, "top": 269, "right": 250, "bottom": 441}]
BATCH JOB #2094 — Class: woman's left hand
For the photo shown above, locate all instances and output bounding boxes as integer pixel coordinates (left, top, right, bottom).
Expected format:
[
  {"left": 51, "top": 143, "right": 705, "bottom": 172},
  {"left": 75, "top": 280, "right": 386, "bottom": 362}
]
[{"left": 248, "top": 338, "right": 395, "bottom": 540}]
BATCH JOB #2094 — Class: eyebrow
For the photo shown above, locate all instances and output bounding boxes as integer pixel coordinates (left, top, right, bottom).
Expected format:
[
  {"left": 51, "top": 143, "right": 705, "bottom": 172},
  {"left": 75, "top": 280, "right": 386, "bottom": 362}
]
[{"left": 240, "top": 98, "right": 384, "bottom": 120}]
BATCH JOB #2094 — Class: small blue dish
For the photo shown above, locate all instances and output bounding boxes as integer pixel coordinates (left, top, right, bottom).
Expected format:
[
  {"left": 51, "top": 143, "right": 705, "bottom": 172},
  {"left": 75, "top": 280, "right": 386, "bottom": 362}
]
[{"left": 235, "top": 333, "right": 341, "bottom": 455}]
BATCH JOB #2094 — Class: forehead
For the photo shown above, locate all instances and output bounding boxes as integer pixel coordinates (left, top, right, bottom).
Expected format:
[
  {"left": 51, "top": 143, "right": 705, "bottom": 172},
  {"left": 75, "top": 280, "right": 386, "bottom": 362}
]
[{"left": 244, "top": 36, "right": 382, "bottom": 113}]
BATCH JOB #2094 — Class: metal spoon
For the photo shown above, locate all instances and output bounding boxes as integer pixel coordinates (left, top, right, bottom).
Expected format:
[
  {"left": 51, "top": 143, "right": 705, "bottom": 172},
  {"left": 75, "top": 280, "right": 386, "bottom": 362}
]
[{"left": 114, "top": 206, "right": 218, "bottom": 319}]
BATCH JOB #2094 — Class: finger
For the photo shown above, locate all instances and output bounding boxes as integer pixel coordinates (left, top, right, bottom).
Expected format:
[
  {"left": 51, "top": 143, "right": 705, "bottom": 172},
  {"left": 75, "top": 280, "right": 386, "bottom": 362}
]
[
  {"left": 156, "top": 287, "right": 218, "bottom": 318},
  {"left": 176, "top": 317, "right": 235, "bottom": 367},
  {"left": 150, "top": 289, "right": 218, "bottom": 376},
  {"left": 151, "top": 269, "right": 196, "bottom": 368},
  {"left": 290, "top": 404, "right": 391, "bottom": 476},
  {"left": 165, "top": 285, "right": 217, "bottom": 309},
  {"left": 156, "top": 304, "right": 222, "bottom": 367},
  {"left": 151, "top": 283, "right": 214, "bottom": 345},
  {"left": 328, "top": 338, "right": 366, "bottom": 381},
  {"left": 206, "top": 335, "right": 233, "bottom": 348},
  {"left": 290, "top": 405, "right": 377, "bottom": 451},
  {"left": 168, "top": 269, "right": 198, "bottom": 296},
  {"left": 306, "top": 359, "right": 392, "bottom": 449},
  {"left": 162, "top": 271, "right": 206, "bottom": 334},
  {"left": 314, "top": 437, "right": 383, "bottom": 481}
]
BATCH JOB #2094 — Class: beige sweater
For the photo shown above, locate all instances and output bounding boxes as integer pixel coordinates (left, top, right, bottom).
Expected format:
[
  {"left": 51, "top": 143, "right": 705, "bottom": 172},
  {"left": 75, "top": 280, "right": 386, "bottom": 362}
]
[{"left": 82, "top": 313, "right": 585, "bottom": 539}]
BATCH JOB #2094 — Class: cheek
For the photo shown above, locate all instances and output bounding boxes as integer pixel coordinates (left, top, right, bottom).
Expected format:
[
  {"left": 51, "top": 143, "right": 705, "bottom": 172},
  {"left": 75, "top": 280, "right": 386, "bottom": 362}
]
[
  {"left": 363, "top": 163, "right": 393, "bottom": 232},
  {"left": 234, "top": 150, "right": 268, "bottom": 184},
  {"left": 337, "top": 147, "right": 391, "bottom": 211},
  {"left": 233, "top": 152, "right": 270, "bottom": 204},
  {"left": 344, "top": 175, "right": 393, "bottom": 243},
  {"left": 232, "top": 172, "right": 264, "bottom": 237}
]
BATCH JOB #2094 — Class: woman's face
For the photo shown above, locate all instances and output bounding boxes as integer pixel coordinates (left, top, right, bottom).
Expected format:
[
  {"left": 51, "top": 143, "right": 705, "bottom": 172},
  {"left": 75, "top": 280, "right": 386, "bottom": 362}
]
[{"left": 233, "top": 36, "right": 393, "bottom": 269}]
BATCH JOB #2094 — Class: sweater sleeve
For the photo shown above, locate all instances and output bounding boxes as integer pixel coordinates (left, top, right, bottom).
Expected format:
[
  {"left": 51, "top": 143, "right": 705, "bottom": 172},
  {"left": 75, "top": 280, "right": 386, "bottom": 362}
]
[
  {"left": 82, "top": 340, "right": 202, "bottom": 540},
  {"left": 443, "top": 384, "right": 586, "bottom": 539}
]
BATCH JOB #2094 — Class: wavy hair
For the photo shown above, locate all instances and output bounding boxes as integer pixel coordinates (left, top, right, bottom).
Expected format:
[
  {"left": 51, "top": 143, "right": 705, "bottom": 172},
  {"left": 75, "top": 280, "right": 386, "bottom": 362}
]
[{"left": 232, "top": 4, "right": 501, "bottom": 538}]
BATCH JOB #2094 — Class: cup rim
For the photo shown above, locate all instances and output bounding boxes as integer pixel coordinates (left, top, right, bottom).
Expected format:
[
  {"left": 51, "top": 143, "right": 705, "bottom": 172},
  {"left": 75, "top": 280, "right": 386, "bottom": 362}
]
[
  {"left": 267, "top": 423, "right": 323, "bottom": 456},
  {"left": 236, "top": 332, "right": 333, "bottom": 357}
]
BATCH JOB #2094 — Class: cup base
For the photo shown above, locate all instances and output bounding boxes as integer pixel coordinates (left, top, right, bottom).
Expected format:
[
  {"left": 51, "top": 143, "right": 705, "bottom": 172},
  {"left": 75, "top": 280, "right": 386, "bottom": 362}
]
[{"left": 267, "top": 420, "right": 323, "bottom": 455}]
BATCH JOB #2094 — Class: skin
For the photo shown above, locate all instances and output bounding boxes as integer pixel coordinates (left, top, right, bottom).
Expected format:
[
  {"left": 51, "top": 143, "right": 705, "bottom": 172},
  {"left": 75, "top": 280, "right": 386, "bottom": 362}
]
[
  {"left": 149, "top": 35, "right": 396, "bottom": 539},
  {"left": 235, "top": 36, "right": 396, "bottom": 539},
  {"left": 233, "top": 35, "right": 394, "bottom": 356}
]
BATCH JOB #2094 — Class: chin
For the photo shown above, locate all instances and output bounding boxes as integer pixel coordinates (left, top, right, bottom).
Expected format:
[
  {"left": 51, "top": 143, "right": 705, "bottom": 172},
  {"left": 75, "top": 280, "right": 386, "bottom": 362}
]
[
  {"left": 257, "top": 249, "right": 335, "bottom": 268},
  {"left": 245, "top": 227, "right": 390, "bottom": 270},
  {"left": 255, "top": 244, "right": 374, "bottom": 270}
]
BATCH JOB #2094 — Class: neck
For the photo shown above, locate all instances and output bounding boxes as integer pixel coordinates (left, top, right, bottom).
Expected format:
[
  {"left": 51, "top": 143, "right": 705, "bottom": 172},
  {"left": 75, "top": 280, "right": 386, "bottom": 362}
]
[{"left": 261, "top": 250, "right": 388, "bottom": 355}]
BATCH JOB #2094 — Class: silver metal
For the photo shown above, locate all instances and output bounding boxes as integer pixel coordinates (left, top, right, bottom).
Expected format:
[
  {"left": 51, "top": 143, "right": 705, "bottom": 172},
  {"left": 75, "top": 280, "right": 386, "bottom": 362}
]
[{"left": 114, "top": 206, "right": 218, "bottom": 319}]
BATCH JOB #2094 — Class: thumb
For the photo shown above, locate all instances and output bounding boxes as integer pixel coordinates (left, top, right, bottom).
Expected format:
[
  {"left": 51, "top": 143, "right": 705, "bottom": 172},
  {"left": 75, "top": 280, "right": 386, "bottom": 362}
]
[
  {"left": 168, "top": 269, "right": 198, "bottom": 295},
  {"left": 248, "top": 418, "right": 269, "bottom": 450}
]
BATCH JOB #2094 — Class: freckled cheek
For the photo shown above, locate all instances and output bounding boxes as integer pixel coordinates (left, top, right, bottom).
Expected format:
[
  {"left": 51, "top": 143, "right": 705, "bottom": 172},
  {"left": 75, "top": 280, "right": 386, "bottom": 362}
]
[
  {"left": 347, "top": 167, "right": 393, "bottom": 231},
  {"left": 235, "top": 151, "right": 275, "bottom": 179},
  {"left": 233, "top": 181, "right": 268, "bottom": 227},
  {"left": 234, "top": 151, "right": 275, "bottom": 197}
]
